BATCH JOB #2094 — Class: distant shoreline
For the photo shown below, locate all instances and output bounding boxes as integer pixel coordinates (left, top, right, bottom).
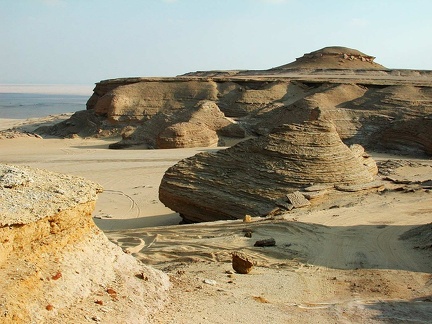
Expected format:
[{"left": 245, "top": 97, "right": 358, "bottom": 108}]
[
  {"left": 0, "top": 91, "right": 88, "bottom": 119},
  {"left": 0, "top": 84, "right": 93, "bottom": 96}
]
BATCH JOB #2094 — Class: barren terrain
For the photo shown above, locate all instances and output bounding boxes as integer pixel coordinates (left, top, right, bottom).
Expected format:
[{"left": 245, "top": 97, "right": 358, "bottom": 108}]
[{"left": 1, "top": 117, "right": 431, "bottom": 323}]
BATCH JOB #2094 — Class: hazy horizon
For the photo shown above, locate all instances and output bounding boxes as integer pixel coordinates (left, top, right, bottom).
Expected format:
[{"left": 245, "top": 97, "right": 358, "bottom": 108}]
[
  {"left": 0, "top": 84, "right": 94, "bottom": 95},
  {"left": 2, "top": 0, "right": 432, "bottom": 85}
]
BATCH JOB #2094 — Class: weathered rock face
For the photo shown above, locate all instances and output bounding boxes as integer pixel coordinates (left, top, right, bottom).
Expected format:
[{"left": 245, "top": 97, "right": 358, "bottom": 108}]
[
  {"left": 35, "top": 109, "right": 122, "bottom": 139},
  {"left": 37, "top": 46, "right": 432, "bottom": 155},
  {"left": 156, "top": 122, "right": 218, "bottom": 149},
  {"left": 93, "top": 80, "right": 219, "bottom": 123},
  {"left": 272, "top": 46, "right": 386, "bottom": 70},
  {"left": 372, "top": 117, "right": 432, "bottom": 155},
  {"left": 0, "top": 165, "right": 169, "bottom": 323},
  {"left": 110, "top": 100, "right": 244, "bottom": 149},
  {"left": 159, "top": 120, "right": 378, "bottom": 223},
  {"left": 249, "top": 83, "right": 432, "bottom": 155}
]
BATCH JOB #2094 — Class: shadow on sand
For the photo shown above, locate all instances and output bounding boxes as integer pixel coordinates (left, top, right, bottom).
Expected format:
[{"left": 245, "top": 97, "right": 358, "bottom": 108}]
[
  {"left": 365, "top": 295, "right": 432, "bottom": 323},
  {"left": 93, "top": 213, "right": 182, "bottom": 231},
  {"left": 102, "top": 219, "right": 432, "bottom": 274}
]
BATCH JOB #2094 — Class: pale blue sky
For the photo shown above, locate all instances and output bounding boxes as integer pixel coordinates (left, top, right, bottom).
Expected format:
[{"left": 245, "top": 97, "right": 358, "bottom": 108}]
[{"left": 1, "top": 0, "right": 432, "bottom": 85}]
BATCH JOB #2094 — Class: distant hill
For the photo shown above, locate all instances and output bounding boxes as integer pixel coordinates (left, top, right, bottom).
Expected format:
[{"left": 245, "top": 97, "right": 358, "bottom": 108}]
[{"left": 271, "top": 46, "right": 387, "bottom": 70}]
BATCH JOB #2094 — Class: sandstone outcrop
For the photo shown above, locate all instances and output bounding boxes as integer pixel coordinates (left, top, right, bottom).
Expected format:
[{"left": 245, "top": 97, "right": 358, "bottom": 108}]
[
  {"left": 35, "top": 109, "right": 122, "bottom": 138},
  {"left": 271, "top": 46, "right": 386, "bottom": 70},
  {"left": 0, "top": 164, "right": 169, "bottom": 323},
  {"left": 93, "top": 80, "right": 219, "bottom": 123},
  {"left": 110, "top": 100, "right": 244, "bottom": 149},
  {"left": 248, "top": 83, "right": 432, "bottom": 155},
  {"left": 156, "top": 122, "right": 218, "bottom": 149},
  {"left": 159, "top": 120, "right": 379, "bottom": 223},
  {"left": 37, "top": 46, "right": 432, "bottom": 155}
]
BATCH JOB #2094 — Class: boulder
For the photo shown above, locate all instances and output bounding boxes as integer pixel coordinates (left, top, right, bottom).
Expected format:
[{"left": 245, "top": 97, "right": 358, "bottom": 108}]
[
  {"left": 156, "top": 122, "right": 218, "bottom": 149},
  {"left": 159, "top": 120, "right": 378, "bottom": 223},
  {"left": 232, "top": 252, "right": 254, "bottom": 274},
  {"left": 286, "top": 191, "right": 311, "bottom": 208}
]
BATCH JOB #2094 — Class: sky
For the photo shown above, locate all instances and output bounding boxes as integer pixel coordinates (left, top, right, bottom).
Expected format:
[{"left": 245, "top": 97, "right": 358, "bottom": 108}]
[{"left": 1, "top": 0, "right": 432, "bottom": 86}]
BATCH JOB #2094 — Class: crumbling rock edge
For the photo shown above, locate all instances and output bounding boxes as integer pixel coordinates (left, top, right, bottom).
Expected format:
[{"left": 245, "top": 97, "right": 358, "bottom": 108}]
[{"left": 0, "top": 164, "right": 169, "bottom": 323}]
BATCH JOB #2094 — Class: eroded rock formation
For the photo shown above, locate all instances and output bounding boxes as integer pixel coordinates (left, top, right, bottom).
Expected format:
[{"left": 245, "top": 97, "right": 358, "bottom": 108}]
[
  {"left": 248, "top": 83, "right": 432, "bottom": 155},
  {"left": 0, "top": 164, "right": 169, "bottom": 323},
  {"left": 93, "top": 80, "right": 218, "bottom": 123},
  {"left": 110, "top": 100, "right": 244, "bottom": 149},
  {"left": 37, "top": 46, "right": 432, "bottom": 155},
  {"left": 159, "top": 120, "right": 380, "bottom": 223},
  {"left": 271, "top": 46, "right": 386, "bottom": 70}
]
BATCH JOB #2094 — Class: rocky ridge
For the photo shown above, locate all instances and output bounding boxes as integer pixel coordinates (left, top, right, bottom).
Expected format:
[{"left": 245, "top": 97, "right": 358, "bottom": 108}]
[
  {"left": 36, "top": 46, "right": 432, "bottom": 156},
  {"left": 0, "top": 164, "right": 169, "bottom": 323}
]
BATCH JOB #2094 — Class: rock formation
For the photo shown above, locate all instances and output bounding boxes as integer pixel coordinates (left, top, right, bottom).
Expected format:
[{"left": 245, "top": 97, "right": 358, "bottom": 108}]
[
  {"left": 248, "top": 83, "right": 432, "bottom": 155},
  {"left": 0, "top": 164, "right": 169, "bottom": 323},
  {"left": 270, "top": 46, "right": 386, "bottom": 70},
  {"left": 92, "top": 80, "right": 218, "bottom": 123},
  {"left": 159, "top": 120, "right": 379, "bottom": 223},
  {"left": 37, "top": 46, "right": 432, "bottom": 156},
  {"left": 110, "top": 100, "right": 244, "bottom": 149}
]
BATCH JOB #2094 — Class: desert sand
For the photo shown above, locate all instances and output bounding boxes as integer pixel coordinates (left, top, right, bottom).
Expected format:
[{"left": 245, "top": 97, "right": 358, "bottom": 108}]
[{"left": 1, "top": 116, "right": 431, "bottom": 323}]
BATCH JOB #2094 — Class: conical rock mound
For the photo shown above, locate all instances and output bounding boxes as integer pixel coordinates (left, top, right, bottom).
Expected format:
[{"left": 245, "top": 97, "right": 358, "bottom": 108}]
[
  {"left": 110, "top": 100, "right": 244, "bottom": 149},
  {"left": 273, "top": 46, "right": 386, "bottom": 70},
  {"left": 159, "top": 120, "right": 378, "bottom": 222}
]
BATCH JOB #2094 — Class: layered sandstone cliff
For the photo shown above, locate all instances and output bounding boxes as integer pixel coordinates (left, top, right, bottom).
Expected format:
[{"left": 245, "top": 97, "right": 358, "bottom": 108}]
[
  {"left": 0, "top": 164, "right": 169, "bottom": 323},
  {"left": 37, "top": 46, "right": 432, "bottom": 155},
  {"left": 248, "top": 83, "right": 432, "bottom": 155},
  {"left": 159, "top": 120, "right": 380, "bottom": 223},
  {"left": 110, "top": 100, "right": 244, "bottom": 149}
]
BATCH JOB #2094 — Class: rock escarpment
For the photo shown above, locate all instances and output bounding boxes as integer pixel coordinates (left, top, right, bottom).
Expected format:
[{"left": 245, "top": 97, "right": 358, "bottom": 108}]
[
  {"left": 248, "top": 83, "right": 432, "bottom": 155},
  {"left": 37, "top": 46, "right": 432, "bottom": 155},
  {"left": 0, "top": 164, "right": 169, "bottom": 323},
  {"left": 159, "top": 120, "right": 379, "bottom": 223},
  {"left": 92, "top": 80, "right": 218, "bottom": 123}
]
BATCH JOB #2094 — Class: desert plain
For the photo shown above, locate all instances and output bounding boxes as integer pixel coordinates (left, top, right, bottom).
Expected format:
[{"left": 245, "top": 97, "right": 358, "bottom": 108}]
[
  {"left": 0, "top": 116, "right": 431, "bottom": 323},
  {"left": 1, "top": 47, "right": 432, "bottom": 323}
]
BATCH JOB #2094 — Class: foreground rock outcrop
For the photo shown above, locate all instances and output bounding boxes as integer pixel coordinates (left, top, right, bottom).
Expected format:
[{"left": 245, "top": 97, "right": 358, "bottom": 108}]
[
  {"left": 0, "top": 164, "right": 169, "bottom": 323},
  {"left": 159, "top": 120, "right": 380, "bottom": 223}
]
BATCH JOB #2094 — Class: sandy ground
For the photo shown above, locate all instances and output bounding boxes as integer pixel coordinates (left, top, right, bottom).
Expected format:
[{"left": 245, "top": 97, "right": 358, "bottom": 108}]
[{"left": 1, "top": 117, "right": 431, "bottom": 323}]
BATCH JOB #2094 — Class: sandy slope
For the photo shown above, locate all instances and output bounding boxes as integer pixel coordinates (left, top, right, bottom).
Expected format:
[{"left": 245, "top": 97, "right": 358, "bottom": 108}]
[
  {"left": 111, "top": 189, "right": 432, "bottom": 323},
  {"left": 1, "top": 118, "right": 431, "bottom": 323}
]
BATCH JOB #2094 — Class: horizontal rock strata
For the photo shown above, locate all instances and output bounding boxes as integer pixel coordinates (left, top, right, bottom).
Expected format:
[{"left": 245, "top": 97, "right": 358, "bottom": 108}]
[
  {"left": 0, "top": 165, "right": 169, "bottom": 323},
  {"left": 159, "top": 120, "right": 379, "bottom": 223},
  {"left": 93, "top": 80, "right": 219, "bottom": 122},
  {"left": 37, "top": 46, "right": 432, "bottom": 155},
  {"left": 110, "top": 100, "right": 244, "bottom": 149},
  {"left": 273, "top": 46, "right": 386, "bottom": 70}
]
